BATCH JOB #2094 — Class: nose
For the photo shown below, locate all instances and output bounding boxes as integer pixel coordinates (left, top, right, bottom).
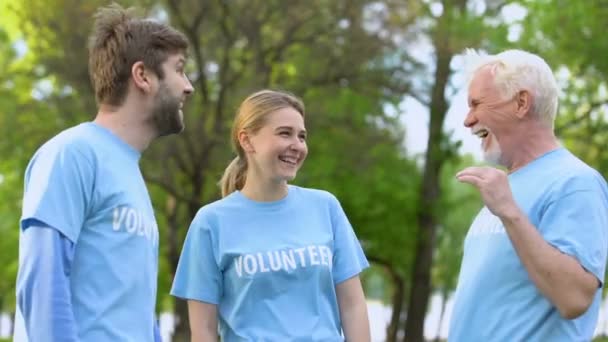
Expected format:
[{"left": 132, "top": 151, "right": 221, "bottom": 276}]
[
  {"left": 183, "top": 77, "right": 194, "bottom": 96},
  {"left": 290, "top": 138, "right": 307, "bottom": 151},
  {"left": 463, "top": 109, "right": 477, "bottom": 128}
]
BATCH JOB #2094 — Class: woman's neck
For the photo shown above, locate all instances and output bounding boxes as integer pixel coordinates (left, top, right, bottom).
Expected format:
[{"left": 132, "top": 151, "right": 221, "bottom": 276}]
[{"left": 240, "top": 178, "right": 289, "bottom": 202}]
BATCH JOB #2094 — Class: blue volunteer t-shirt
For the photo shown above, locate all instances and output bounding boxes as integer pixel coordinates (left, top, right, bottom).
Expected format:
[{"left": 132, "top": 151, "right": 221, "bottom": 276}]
[
  {"left": 171, "top": 185, "right": 369, "bottom": 341},
  {"left": 449, "top": 148, "right": 608, "bottom": 342},
  {"left": 16, "top": 122, "right": 160, "bottom": 341}
]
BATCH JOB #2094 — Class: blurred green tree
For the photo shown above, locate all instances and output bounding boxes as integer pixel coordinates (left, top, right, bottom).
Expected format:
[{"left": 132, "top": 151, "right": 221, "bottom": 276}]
[{"left": 3, "top": 1, "right": 420, "bottom": 340}]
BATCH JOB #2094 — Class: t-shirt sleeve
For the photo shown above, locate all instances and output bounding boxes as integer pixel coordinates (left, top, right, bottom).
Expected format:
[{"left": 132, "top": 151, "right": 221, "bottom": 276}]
[
  {"left": 21, "top": 143, "right": 94, "bottom": 243},
  {"left": 329, "top": 195, "right": 369, "bottom": 285},
  {"left": 539, "top": 188, "right": 608, "bottom": 285},
  {"left": 170, "top": 212, "right": 222, "bottom": 304}
]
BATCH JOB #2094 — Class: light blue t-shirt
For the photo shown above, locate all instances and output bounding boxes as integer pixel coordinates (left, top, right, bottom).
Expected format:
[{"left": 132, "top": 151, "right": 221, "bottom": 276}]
[
  {"left": 15, "top": 122, "right": 160, "bottom": 341},
  {"left": 171, "top": 186, "right": 369, "bottom": 341},
  {"left": 449, "top": 148, "right": 608, "bottom": 342}
]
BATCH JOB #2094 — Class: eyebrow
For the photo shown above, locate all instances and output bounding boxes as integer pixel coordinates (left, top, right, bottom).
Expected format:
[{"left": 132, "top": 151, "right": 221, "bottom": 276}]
[{"left": 275, "top": 126, "right": 307, "bottom": 134}]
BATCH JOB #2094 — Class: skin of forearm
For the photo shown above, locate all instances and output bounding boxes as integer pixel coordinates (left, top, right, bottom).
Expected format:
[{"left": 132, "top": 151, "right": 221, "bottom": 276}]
[
  {"left": 190, "top": 330, "right": 218, "bottom": 342},
  {"left": 341, "top": 300, "right": 371, "bottom": 341},
  {"left": 500, "top": 207, "right": 597, "bottom": 319}
]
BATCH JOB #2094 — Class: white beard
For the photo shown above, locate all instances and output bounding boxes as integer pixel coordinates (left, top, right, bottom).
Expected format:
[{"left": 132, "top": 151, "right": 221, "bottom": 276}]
[{"left": 482, "top": 136, "right": 503, "bottom": 166}]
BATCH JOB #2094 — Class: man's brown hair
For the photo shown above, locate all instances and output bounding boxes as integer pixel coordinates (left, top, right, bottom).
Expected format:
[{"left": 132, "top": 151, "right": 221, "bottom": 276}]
[{"left": 88, "top": 3, "right": 189, "bottom": 106}]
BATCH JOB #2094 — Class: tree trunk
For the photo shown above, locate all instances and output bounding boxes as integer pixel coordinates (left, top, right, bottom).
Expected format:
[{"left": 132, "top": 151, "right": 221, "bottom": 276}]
[
  {"left": 604, "top": 296, "right": 608, "bottom": 337},
  {"left": 171, "top": 299, "right": 190, "bottom": 342},
  {"left": 365, "top": 255, "right": 407, "bottom": 342},
  {"left": 434, "top": 289, "right": 448, "bottom": 342},
  {"left": 8, "top": 312, "right": 16, "bottom": 336},
  {"left": 166, "top": 196, "right": 189, "bottom": 342},
  {"left": 172, "top": 172, "right": 208, "bottom": 341},
  {"left": 403, "top": 4, "right": 456, "bottom": 340},
  {"left": 9, "top": 311, "right": 14, "bottom": 337},
  {"left": 0, "top": 296, "right": 3, "bottom": 338},
  {"left": 386, "top": 270, "right": 405, "bottom": 342}
]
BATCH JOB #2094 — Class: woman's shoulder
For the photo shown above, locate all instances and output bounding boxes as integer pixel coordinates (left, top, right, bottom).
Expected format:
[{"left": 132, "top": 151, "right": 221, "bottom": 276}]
[
  {"left": 290, "top": 185, "right": 340, "bottom": 206},
  {"left": 190, "top": 193, "right": 243, "bottom": 226}
]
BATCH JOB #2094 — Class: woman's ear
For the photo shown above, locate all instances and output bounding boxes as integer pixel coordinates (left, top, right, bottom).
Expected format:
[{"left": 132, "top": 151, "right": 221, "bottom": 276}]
[{"left": 238, "top": 130, "right": 255, "bottom": 153}]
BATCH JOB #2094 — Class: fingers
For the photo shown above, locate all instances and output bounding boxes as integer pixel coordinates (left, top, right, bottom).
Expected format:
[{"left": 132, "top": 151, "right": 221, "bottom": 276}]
[
  {"left": 456, "top": 166, "right": 490, "bottom": 178},
  {"left": 456, "top": 173, "right": 483, "bottom": 187},
  {"left": 456, "top": 166, "right": 500, "bottom": 188}
]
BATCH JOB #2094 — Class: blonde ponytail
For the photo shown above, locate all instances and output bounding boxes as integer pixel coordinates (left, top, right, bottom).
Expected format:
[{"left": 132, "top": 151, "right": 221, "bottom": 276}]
[{"left": 220, "top": 155, "right": 248, "bottom": 197}]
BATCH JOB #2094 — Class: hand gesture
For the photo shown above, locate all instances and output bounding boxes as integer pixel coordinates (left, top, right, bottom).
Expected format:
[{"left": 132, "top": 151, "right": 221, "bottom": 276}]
[{"left": 456, "top": 166, "right": 518, "bottom": 218}]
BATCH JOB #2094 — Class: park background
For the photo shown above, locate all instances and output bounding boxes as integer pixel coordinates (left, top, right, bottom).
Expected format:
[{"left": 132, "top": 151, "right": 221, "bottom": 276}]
[{"left": 1, "top": 0, "right": 608, "bottom": 341}]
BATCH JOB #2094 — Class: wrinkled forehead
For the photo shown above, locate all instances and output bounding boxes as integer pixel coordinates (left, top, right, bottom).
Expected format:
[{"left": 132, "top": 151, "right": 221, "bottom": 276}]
[{"left": 468, "top": 65, "right": 499, "bottom": 94}]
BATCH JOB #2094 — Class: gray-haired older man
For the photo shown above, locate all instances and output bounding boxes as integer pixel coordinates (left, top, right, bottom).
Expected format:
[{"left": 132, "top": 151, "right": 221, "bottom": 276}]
[{"left": 449, "top": 49, "right": 608, "bottom": 341}]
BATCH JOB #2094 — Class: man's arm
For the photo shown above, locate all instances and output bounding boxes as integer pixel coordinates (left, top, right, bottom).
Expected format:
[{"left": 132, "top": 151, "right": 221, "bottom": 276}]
[
  {"left": 457, "top": 166, "right": 601, "bottom": 319},
  {"left": 500, "top": 207, "right": 599, "bottom": 319},
  {"left": 16, "top": 224, "right": 79, "bottom": 341}
]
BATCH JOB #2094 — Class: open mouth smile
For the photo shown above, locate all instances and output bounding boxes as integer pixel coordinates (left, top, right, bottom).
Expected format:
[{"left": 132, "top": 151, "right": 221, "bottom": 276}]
[
  {"left": 279, "top": 155, "right": 298, "bottom": 165},
  {"left": 473, "top": 128, "right": 489, "bottom": 139}
]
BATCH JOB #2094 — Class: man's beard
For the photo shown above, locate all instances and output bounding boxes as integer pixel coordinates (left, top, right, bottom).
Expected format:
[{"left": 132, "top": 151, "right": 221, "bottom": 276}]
[
  {"left": 152, "top": 82, "right": 183, "bottom": 137},
  {"left": 483, "top": 135, "right": 503, "bottom": 166}
]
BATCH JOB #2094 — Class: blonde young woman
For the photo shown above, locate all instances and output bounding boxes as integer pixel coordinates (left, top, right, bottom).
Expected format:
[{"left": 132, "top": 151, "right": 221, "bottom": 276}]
[{"left": 171, "top": 90, "right": 370, "bottom": 341}]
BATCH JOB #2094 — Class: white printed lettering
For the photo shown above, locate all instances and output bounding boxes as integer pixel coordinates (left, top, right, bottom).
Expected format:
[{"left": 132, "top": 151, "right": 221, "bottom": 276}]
[
  {"left": 110, "top": 206, "right": 159, "bottom": 247},
  {"left": 257, "top": 253, "right": 270, "bottom": 273},
  {"left": 308, "top": 245, "right": 320, "bottom": 265},
  {"left": 234, "top": 245, "right": 333, "bottom": 278},
  {"left": 137, "top": 211, "right": 146, "bottom": 236},
  {"left": 268, "top": 251, "right": 282, "bottom": 271},
  {"left": 112, "top": 207, "right": 127, "bottom": 231},
  {"left": 244, "top": 254, "right": 257, "bottom": 275},
  {"left": 234, "top": 256, "right": 243, "bottom": 277},
  {"left": 126, "top": 209, "right": 137, "bottom": 233},
  {"left": 282, "top": 250, "right": 296, "bottom": 271},
  {"left": 294, "top": 248, "right": 307, "bottom": 267},
  {"left": 318, "top": 245, "right": 327, "bottom": 266}
]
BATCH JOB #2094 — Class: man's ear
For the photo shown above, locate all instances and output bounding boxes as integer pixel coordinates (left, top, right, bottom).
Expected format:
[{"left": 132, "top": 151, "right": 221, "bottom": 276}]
[
  {"left": 131, "top": 61, "right": 153, "bottom": 93},
  {"left": 515, "top": 90, "right": 533, "bottom": 119},
  {"left": 238, "top": 130, "right": 255, "bottom": 153}
]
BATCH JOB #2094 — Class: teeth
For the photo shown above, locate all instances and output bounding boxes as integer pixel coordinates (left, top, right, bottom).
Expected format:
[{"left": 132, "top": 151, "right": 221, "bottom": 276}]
[
  {"left": 279, "top": 156, "right": 297, "bottom": 164},
  {"left": 474, "top": 129, "right": 489, "bottom": 138}
]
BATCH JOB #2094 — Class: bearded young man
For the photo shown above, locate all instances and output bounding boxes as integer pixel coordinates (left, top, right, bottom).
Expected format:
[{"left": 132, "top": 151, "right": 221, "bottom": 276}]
[{"left": 14, "top": 3, "right": 193, "bottom": 341}]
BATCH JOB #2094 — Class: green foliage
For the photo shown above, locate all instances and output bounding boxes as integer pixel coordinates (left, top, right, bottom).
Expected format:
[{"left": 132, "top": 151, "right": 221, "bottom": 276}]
[
  {"left": 4, "top": 0, "right": 608, "bottom": 339},
  {"left": 296, "top": 87, "right": 420, "bottom": 281},
  {"left": 517, "top": 0, "right": 608, "bottom": 73},
  {"left": 0, "top": 0, "right": 420, "bottom": 326},
  {"left": 432, "top": 154, "right": 481, "bottom": 294},
  {"left": 511, "top": 0, "right": 608, "bottom": 177},
  {"left": 0, "top": 25, "right": 27, "bottom": 312},
  {"left": 360, "top": 265, "right": 390, "bottom": 302}
]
